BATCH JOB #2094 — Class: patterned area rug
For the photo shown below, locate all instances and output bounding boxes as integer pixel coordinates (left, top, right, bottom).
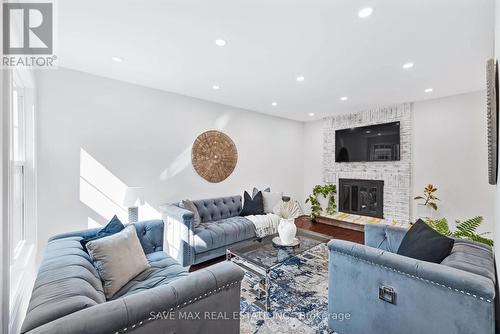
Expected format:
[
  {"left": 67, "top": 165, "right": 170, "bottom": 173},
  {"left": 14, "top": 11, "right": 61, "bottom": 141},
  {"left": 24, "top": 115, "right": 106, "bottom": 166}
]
[{"left": 239, "top": 243, "right": 333, "bottom": 334}]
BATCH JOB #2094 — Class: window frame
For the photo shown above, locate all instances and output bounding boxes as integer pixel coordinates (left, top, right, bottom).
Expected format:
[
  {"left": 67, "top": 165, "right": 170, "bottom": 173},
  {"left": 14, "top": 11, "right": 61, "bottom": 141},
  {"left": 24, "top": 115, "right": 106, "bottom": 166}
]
[
  {"left": 9, "top": 82, "right": 27, "bottom": 263},
  {"left": 6, "top": 69, "right": 38, "bottom": 334}
]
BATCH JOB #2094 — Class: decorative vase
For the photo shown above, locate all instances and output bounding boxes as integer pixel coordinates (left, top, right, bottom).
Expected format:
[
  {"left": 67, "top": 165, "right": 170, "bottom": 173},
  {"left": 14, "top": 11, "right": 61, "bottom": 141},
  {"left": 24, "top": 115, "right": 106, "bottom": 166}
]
[
  {"left": 278, "top": 218, "right": 297, "bottom": 245},
  {"left": 317, "top": 194, "right": 331, "bottom": 216}
]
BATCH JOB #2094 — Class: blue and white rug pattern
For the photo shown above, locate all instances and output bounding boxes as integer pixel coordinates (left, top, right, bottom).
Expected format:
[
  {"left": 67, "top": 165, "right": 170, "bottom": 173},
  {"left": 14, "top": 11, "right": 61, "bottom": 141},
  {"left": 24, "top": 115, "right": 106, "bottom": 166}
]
[{"left": 240, "top": 243, "right": 333, "bottom": 334}]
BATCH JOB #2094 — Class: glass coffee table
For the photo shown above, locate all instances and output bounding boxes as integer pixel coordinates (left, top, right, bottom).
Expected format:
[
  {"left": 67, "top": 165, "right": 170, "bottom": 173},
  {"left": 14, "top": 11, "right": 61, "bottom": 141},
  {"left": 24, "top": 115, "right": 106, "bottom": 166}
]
[{"left": 226, "top": 228, "right": 330, "bottom": 312}]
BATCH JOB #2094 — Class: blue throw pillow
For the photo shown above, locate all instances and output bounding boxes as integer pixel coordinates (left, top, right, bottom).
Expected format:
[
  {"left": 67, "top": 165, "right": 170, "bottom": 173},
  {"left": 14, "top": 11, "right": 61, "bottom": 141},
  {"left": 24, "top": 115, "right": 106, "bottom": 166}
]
[{"left": 80, "top": 215, "right": 125, "bottom": 252}]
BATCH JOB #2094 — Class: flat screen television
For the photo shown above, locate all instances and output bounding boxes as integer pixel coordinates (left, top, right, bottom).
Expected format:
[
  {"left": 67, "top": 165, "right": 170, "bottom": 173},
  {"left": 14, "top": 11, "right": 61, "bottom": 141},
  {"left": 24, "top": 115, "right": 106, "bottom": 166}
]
[{"left": 335, "top": 122, "right": 400, "bottom": 162}]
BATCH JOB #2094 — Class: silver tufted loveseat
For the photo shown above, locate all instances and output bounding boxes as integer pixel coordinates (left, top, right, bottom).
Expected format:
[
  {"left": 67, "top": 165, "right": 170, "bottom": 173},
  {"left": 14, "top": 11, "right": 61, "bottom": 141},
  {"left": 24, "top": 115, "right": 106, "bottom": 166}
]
[
  {"left": 161, "top": 195, "right": 257, "bottom": 267},
  {"left": 21, "top": 220, "right": 244, "bottom": 334}
]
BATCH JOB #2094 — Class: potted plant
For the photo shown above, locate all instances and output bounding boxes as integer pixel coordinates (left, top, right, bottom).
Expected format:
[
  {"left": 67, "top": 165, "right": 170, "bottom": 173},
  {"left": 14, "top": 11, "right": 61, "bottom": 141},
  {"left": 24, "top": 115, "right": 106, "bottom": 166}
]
[
  {"left": 414, "top": 184, "right": 439, "bottom": 219},
  {"left": 305, "top": 184, "right": 337, "bottom": 220},
  {"left": 426, "top": 216, "right": 493, "bottom": 246}
]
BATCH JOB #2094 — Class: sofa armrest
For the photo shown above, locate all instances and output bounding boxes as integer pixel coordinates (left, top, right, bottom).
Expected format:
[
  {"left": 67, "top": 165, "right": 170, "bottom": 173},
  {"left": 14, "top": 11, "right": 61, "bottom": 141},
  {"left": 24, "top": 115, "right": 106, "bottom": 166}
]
[
  {"left": 161, "top": 204, "right": 195, "bottom": 266},
  {"left": 160, "top": 204, "right": 194, "bottom": 229},
  {"left": 364, "top": 224, "right": 408, "bottom": 252},
  {"left": 26, "top": 262, "right": 245, "bottom": 334},
  {"left": 328, "top": 239, "right": 495, "bottom": 300}
]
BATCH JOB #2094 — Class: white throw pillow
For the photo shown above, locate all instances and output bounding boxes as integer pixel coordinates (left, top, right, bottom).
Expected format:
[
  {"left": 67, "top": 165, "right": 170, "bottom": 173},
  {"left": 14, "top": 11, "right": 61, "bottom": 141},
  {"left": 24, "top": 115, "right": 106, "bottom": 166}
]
[
  {"left": 86, "top": 225, "right": 150, "bottom": 299},
  {"left": 262, "top": 191, "right": 283, "bottom": 213}
]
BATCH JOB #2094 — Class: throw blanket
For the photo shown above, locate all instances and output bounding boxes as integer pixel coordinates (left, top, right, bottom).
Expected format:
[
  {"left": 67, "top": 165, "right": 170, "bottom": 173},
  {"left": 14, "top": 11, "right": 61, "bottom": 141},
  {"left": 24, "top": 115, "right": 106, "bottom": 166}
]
[{"left": 245, "top": 213, "right": 281, "bottom": 238}]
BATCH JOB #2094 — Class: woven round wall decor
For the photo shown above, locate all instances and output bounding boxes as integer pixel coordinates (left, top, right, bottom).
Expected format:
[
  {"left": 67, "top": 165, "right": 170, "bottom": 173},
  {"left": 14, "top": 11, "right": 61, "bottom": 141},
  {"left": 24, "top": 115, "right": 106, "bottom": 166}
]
[{"left": 191, "top": 130, "right": 238, "bottom": 183}]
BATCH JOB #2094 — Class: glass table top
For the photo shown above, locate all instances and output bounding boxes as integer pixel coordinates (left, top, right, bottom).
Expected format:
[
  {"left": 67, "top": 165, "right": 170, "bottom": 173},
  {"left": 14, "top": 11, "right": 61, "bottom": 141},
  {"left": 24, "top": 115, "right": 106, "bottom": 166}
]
[{"left": 227, "top": 228, "right": 330, "bottom": 270}]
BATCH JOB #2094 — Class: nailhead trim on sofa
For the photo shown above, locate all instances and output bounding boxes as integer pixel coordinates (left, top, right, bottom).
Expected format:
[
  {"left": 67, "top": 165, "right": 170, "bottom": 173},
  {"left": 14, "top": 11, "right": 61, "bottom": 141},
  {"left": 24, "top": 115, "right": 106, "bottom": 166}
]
[
  {"left": 331, "top": 249, "right": 493, "bottom": 303},
  {"left": 113, "top": 281, "right": 241, "bottom": 334}
]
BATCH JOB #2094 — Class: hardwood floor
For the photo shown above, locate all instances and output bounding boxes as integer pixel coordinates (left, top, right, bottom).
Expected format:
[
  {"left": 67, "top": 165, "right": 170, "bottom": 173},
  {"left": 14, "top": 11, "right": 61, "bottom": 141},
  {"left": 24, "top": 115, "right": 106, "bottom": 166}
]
[
  {"left": 190, "top": 215, "right": 363, "bottom": 272},
  {"left": 295, "top": 215, "right": 364, "bottom": 244}
]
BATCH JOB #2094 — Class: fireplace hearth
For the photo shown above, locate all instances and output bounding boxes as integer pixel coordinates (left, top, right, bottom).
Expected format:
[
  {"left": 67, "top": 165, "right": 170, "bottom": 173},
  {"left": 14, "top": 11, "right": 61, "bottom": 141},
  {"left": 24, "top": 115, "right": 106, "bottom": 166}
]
[{"left": 339, "top": 179, "right": 384, "bottom": 218}]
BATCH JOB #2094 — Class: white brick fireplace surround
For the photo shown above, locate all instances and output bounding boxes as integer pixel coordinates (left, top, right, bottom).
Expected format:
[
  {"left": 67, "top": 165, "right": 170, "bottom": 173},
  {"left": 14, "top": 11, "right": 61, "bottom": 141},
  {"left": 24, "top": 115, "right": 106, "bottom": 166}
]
[{"left": 323, "top": 103, "right": 412, "bottom": 224}]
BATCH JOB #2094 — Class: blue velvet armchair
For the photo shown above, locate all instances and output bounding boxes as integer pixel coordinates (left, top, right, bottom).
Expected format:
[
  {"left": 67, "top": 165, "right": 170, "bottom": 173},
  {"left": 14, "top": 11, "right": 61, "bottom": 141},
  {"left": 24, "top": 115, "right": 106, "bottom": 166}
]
[{"left": 328, "top": 224, "right": 496, "bottom": 334}]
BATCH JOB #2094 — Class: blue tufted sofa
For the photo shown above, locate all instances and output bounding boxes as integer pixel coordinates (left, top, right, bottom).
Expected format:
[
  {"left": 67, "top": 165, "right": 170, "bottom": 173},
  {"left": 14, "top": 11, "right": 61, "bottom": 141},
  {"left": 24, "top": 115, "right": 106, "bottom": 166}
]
[
  {"left": 21, "top": 220, "right": 244, "bottom": 334},
  {"left": 161, "top": 195, "right": 257, "bottom": 267},
  {"left": 328, "top": 224, "right": 496, "bottom": 334}
]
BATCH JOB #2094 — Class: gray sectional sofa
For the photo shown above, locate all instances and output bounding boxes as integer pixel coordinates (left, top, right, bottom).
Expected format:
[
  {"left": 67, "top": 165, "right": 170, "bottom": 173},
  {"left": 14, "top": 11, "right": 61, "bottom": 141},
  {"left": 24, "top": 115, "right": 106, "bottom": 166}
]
[
  {"left": 328, "top": 224, "right": 496, "bottom": 334},
  {"left": 161, "top": 195, "right": 257, "bottom": 267},
  {"left": 21, "top": 220, "right": 244, "bottom": 334}
]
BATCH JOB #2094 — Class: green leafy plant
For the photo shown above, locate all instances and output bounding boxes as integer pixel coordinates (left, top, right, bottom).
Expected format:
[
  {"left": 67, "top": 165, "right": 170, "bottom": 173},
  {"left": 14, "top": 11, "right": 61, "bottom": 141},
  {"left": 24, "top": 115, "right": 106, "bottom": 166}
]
[
  {"left": 414, "top": 184, "right": 439, "bottom": 211},
  {"left": 305, "top": 184, "right": 337, "bottom": 219},
  {"left": 426, "top": 216, "right": 493, "bottom": 246}
]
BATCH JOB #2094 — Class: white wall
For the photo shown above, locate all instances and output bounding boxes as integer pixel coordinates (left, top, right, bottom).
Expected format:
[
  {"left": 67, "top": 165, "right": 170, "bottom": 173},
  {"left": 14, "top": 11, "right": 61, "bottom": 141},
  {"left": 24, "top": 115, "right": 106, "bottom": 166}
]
[
  {"left": 36, "top": 68, "right": 304, "bottom": 255},
  {"left": 303, "top": 91, "right": 495, "bottom": 234},
  {"left": 412, "top": 91, "right": 494, "bottom": 233},
  {"left": 36, "top": 67, "right": 496, "bottom": 254},
  {"left": 303, "top": 120, "right": 324, "bottom": 210}
]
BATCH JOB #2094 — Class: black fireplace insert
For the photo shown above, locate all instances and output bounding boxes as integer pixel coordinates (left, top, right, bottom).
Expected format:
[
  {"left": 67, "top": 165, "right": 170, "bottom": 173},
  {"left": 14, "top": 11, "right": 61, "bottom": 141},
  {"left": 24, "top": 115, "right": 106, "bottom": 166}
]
[{"left": 339, "top": 178, "right": 384, "bottom": 218}]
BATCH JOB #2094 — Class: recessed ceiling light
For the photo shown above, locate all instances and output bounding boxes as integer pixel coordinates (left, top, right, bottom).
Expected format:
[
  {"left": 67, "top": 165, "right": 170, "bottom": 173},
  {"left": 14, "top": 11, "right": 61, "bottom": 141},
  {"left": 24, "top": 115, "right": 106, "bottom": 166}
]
[
  {"left": 340, "top": 96, "right": 348, "bottom": 101},
  {"left": 111, "top": 56, "right": 123, "bottom": 62},
  {"left": 308, "top": 112, "right": 315, "bottom": 117},
  {"left": 271, "top": 102, "right": 278, "bottom": 106},
  {"left": 402, "top": 62, "right": 414, "bottom": 69},
  {"left": 296, "top": 76, "right": 305, "bottom": 82},
  {"left": 358, "top": 7, "right": 374, "bottom": 18},
  {"left": 212, "top": 85, "right": 220, "bottom": 90},
  {"left": 424, "top": 88, "right": 433, "bottom": 93},
  {"left": 366, "top": 130, "right": 371, "bottom": 134},
  {"left": 377, "top": 133, "right": 382, "bottom": 136},
  {"left": 215, "top": 39, "right": 227, "bottom": 47}
]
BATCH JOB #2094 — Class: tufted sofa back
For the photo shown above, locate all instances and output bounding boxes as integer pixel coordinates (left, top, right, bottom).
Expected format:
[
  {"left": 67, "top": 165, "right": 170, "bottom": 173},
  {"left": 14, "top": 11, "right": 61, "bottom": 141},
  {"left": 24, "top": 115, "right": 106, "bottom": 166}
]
[
  {"left": 192, "top": 195, "right": 242, "bottom": 223},
  {"left": 133, "top": 219, "right": 164, "bottom": 253},
  {"left": 364, "top": 224, "right": 407, "bottom": 253},
  {"left": 21, "top": 220, "right": 165, "bottom": 333}
]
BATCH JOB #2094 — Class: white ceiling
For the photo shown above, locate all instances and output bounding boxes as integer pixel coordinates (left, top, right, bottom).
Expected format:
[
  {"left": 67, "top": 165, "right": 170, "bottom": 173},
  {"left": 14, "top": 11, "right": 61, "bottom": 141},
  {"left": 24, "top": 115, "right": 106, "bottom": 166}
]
[{"left": 57, "top": 0, "right": 494, "bottom": 122}]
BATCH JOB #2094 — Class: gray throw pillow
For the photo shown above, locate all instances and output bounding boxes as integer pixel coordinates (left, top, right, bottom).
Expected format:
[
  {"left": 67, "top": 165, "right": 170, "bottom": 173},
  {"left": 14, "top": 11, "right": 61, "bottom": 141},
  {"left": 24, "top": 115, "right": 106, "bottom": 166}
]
[
  {"left": 252, "top": 187, "right": 271, "bottom": 198},
  {"left": 180, "top": 199, "right": 201, "bottom": 227},
  {"left": 86, "top": 225, "right": 150, "bottom": 299}
]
